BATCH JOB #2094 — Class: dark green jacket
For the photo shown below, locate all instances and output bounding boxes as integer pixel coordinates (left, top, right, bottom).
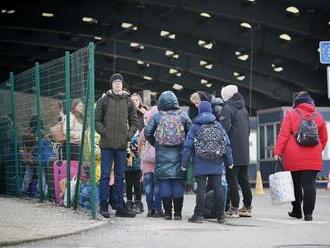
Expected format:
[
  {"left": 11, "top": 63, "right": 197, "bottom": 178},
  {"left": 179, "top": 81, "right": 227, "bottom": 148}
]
[
  {"left": 95, "top": 90, "right": 138, "bottom": 149},
  {"left": 145, "top": 91, "right": 192, "bottom": 180}
]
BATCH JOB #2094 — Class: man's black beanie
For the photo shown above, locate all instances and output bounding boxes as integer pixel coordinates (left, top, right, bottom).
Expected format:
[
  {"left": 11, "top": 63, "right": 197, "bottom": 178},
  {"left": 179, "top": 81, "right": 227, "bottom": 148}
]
[{"left": 110, "top": 73, "right": 124, "bottom": 84}]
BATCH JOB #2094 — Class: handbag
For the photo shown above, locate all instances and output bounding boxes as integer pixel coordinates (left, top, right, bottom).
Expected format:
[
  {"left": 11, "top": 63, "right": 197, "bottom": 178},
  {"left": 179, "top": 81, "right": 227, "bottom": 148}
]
[{"left": 269, "top": 160, "right": 295, "bottom": 205}]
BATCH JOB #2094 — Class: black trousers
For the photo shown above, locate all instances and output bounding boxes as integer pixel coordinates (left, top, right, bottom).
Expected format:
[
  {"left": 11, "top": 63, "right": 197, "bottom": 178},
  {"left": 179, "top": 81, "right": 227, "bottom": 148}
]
[
  {"left": 291, "top": 170, "right": 317, "bottom": 216},
  {"left": 125, "top": 170, "right": 142, "bottom": 201},
  {"left": 226, "top": 166, "right": 252, "bottom": 209},
  {"left": 194, "top": 175, "right": 224, "bottom": 218}
]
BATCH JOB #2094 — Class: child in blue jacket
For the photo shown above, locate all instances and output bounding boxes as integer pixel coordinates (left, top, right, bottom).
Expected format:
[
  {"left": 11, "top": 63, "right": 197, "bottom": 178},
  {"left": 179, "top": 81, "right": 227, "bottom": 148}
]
[{"left": 181, "top": 101, "right": 233, "bottom": 223}]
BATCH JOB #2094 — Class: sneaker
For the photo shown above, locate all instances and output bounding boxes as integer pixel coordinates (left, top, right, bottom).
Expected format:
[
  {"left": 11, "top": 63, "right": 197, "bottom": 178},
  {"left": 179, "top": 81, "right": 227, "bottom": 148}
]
[
  {"left": 115, "top": 207, "right": 136, "bottom": 218},
  {"left": 188, "top": 215, "right": 203, "bottom": 223},
  {"left": 153, "top": 210, "right": 164, "bottom": 218},
  {"left": 238, "top": 206, "right": 252, "bottom": 217},
  {"left": 134, "top": 200, "right": 144, "bottom": 214},
  {"left": 174, "top": 215, "right": 182, "bottom": 221},
  {"left": 99, "top": 203, "right": 110, "bottom": 218},
  {"left": 125, "top": 200, "right": 134, "bottom": 211},
  {"left": 217, "top": 215, "right": 226, "bottom": 224},
  {"left": 225, "top": 207, "right": 239, "bottom": 218}
]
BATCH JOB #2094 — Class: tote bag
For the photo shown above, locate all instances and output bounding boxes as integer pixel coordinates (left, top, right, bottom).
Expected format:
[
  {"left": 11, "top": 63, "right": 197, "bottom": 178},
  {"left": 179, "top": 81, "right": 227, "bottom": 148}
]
[{"left": 269, "top": 161, "right": 295, "bottom": 205}]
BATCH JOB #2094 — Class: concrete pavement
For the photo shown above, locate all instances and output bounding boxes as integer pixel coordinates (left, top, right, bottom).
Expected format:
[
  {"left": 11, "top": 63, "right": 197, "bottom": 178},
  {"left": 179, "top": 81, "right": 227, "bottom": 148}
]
[{"left": 2, "top": 189, "right": 330, "bottom": 248}]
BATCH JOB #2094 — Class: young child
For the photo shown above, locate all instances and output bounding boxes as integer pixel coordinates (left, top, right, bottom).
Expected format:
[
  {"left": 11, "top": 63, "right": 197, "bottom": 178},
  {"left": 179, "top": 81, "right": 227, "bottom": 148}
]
[
  {"left": 144, "top": 91, "right": 191, "bottom": 220},
  {"left": 181, "top": 101, "right": 233, "bottom": 224},
  {"left": 138, "top": 106, "right": 163, "bottom": 217}
]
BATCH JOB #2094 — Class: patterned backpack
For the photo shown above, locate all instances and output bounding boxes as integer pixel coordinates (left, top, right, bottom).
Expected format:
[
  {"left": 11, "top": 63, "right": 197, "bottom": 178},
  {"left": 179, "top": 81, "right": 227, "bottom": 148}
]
[
  {"left": 194, "top": 123, "right": 227, "bottom": 160},
  {"left": 155, "top": 111, "right": 185, "bottom": 146}
]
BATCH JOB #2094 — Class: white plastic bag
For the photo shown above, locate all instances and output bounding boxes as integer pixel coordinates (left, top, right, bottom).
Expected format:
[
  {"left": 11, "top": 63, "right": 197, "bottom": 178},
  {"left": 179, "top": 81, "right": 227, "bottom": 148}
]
[
  {"left": 269, "top": 171, "right": 295, "bottom": 205},
  {"left": 64, "top": 176, "right": 77, "bottom": 207}
]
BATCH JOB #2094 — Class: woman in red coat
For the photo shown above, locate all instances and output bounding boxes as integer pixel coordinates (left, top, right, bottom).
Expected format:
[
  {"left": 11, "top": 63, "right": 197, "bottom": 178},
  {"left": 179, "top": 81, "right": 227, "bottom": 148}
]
[{"left": 274, "top": 91, "right": 327, "bottom": 221}]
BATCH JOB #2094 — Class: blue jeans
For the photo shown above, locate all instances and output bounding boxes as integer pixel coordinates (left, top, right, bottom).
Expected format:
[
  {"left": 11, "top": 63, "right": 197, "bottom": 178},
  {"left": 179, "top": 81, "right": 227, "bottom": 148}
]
[
  {"left": 21, "top": 164, "right": 47, "bottom": 195},
  {"left": 144, "top": 173, "right": 162, "bottom": 211},
  {"left": 158, "top": 179, "right": 184, "bottom": 198},
  {"left": 99, "top": 148, "right": 126, "bottom": 209}
]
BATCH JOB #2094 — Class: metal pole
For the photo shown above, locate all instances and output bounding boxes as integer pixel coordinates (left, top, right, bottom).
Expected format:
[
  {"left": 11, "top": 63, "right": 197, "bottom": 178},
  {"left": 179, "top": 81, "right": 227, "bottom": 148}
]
[
  {"left": 88, "top": 42, "right": 96, "bottom": 218},
  {"left": 65, "top": 51, "right": 72, "bottom": 207},
  {"left": 9, "top": 72, "right": 20, "bottom": 195},
  {"left": 35, "top": 63, "right": 44, "bottom": 201},
  {"left": 249, "top": 27, "right": 254, "bottom": 115},
  {"left": 73, "top": 44, "right": 94, "bottom": 210}
]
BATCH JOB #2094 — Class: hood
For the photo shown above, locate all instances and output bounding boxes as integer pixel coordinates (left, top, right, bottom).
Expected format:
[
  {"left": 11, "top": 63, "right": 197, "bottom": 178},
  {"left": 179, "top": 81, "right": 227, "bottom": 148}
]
[
  {"left": 295, "top": 103, "right": 315, "bottom": 114},
  {"left": 157, "top": 91, "right": 180, "bottom": 111},
  {"left": 226, "top": 93, "right": 245, "bottom": 110},
  {"left": 106, "top": 89, "right": 129, "bottom": 98},
  {"left": 144, "top": 106, "right": 158, "bottom": 125},
  {"left": 194, "top": 112, "right": 216, "bottom": 125},
  {"left": 210, "top": 96, "right": 224, "bottom": 107}
]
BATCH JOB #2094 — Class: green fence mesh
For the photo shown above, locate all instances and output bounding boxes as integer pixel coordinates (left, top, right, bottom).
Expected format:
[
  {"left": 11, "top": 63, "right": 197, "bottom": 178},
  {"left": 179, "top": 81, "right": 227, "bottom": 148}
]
[{"left": 0, "top": 43, "right": 97, "bottom": 218}]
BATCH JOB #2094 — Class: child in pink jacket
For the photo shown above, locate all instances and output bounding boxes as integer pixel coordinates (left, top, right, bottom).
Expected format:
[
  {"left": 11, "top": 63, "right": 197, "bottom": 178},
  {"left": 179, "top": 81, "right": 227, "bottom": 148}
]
[{"left": 138, "top": 106, "right": 163, "bottom": 217}]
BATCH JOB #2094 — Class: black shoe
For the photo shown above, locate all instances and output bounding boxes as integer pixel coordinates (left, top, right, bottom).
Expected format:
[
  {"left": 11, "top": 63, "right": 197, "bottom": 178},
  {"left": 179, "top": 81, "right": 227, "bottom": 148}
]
[
  {"left": 217, "top": 215, "right": 226, "bottom": 224},
  {"left": 174, "top": 215, "right": 182, "bottom": 220},
  {"left": 188, "top": 215, "right": 203, "bottom": 223},
  {"left": 304, "top": 215, "right": 313, "bottom": 221},
  {"left": 147, "top": 210, "right": 155, "bottom": 217},
  {"left": 115, "top": 207, "right": 136, "bottom": 218},
  {"left": 162, "top": 197, "right": 172, "bottom": 220},
  {"left": 134, "top": 200, "right": 144, "bottom": 214},
  {"left": 288, "top": 211, "right": 302, "bottom": 219},
  {"left": 125, "top": 200, "right": 134, "bottom": 211},
  {"left": 99, "top": 202, "right": 110, "bottom": 218}
]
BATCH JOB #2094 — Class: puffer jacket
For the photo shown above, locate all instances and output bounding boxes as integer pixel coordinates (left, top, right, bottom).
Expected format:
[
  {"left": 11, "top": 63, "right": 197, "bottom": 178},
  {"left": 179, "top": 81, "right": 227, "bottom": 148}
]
[
  {"left": 181, "top": 112, "right": 233, "bottom": 177},
  {"left": 145, "top": 91, "right": 192, "bottom": 180},
  {"left": 274, "top": 103, "right": 327, "bottom": 171},
  {"left": 95, "top": 90, "right": 138, "bottom": 149},
  {"left": 220, "top": 93, "right": 250, "bottom": 166}
]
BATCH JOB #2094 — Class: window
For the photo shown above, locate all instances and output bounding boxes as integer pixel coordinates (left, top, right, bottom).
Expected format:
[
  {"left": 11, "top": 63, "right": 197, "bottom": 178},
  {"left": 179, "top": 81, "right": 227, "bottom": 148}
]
[{"left": 259, "top": 123, "right": 280, "bottom": 161}]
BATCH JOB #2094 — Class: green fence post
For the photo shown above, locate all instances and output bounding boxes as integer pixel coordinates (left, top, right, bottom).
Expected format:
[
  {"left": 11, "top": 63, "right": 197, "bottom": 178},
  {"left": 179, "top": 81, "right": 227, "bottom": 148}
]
[
  {"left": 34, "top": 63, "right": 44, "bottom": 202},
  {"left": 73, "top": 46, "right": 92, "bottom": 211},
  {"left": 88, "top": 42, "right": 96, "bottom": 218},
  {"left": 65, "top": 51, "right": 72, "bottom": 207},
  {"left": 9, "top": 72, "right": 20, "bottom": 195}
]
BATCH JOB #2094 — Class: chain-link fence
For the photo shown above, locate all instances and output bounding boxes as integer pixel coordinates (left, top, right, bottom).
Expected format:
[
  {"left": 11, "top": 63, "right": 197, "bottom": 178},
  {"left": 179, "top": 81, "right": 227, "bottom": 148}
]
[{"left": 0, "top": 43, "right": 97, "bottom": 218}]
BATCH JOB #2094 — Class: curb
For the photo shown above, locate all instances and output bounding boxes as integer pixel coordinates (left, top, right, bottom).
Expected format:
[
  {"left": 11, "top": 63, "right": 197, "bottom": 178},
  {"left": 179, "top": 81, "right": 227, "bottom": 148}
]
[{"left": 0, "top": 219, "right": 108, "bottom": 247}]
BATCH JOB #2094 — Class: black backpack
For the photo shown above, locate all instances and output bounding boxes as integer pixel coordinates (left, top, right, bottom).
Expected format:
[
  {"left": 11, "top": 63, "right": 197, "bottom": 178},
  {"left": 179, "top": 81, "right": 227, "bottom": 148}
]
[
  {"left": 294, "top": 109, "right": 319, "bottom": 147},
  {"left": 194, "top": 123, "right": 227, "bottom": 160}
]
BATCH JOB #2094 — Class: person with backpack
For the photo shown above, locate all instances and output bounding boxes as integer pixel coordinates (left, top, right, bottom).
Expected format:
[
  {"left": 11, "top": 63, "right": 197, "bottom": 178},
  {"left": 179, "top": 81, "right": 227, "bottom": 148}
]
[
  {"left": 145, "top": 91, "right": 191, "bottom": 220},
  {"left": 138, "top": 105, "right": 163, "bottom": 217},
  {"left": 95, "top": 73, "right": 138, "bottom": 218},
  {"left": 274, "top": 91, "right": 327, "bottom": 221},
  {"left": 220, "top": 85, "right": 251, "bottom": 218},
  {"left": 181, "top": 101, "right": 233, "bottom": 223}
]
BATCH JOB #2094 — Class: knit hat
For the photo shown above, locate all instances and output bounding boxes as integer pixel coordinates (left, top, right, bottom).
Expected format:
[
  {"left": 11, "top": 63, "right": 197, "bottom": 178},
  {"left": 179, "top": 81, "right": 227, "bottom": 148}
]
[
  {"left": 198, "top": 101, "right": 212, "bottom": 114},
  {"left": 197, "top": 91, "right": 212, "bottom": 102},
  {"left": 221, "top": 85, "right": 238, "bottom": 102},
  {"left": 293, "top": 91, "right": 315, "bottom": 108},
  {"left": 110, "top": 73, "right": 124, "bottom": 84}
]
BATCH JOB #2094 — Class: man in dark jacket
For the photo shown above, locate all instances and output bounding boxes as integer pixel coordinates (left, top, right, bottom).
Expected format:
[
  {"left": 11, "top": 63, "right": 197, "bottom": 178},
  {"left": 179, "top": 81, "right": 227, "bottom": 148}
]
[
  {"left": 95, "top": 73, "right": 138, "bottom": 218},
  {"left": 220, "top": 85, "right": 252, "bottom": 218}
]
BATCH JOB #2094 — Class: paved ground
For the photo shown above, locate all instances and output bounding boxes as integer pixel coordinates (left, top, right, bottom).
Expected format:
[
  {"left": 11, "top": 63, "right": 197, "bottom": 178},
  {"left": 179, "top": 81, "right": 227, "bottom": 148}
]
[
  {"left": 2, "top": 189, "right": 330, "bottom": 248},
  {"left": 0, "top": 197, "right": 107, "bottom": 247}
]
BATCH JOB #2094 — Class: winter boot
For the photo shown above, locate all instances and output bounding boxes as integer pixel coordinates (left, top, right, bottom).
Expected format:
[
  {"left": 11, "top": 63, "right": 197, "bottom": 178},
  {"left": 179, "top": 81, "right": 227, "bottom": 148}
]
[
  {"left": 125, "top": 200, "right": 134, "bottom": 212},
  {"left": 162, "top": 197, "right": 172, "bottom": 220},
  {"left": 99, "top": 201, "right": 110, "bottom": 218},
  {"left": 115, "top": 206, "right": 136, "bottom": 218},
  {"left": 173, "top": 197, "right": 183, "bottom": 220},
  {"left": 134, "top": 200, "right": 144, "bottom": 214}
]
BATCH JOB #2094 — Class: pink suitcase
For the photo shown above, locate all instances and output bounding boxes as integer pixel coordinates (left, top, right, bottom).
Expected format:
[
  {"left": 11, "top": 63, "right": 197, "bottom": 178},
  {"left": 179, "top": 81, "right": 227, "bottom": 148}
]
[{"left": 53, "top": 160, "right": 78, "bottom": 204}]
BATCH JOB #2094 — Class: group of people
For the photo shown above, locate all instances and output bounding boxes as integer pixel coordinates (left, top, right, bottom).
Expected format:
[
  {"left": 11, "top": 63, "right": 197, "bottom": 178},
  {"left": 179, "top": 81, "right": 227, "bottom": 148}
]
[{"left": 95, "top": 73, "right": 255, "bottom": 222}]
